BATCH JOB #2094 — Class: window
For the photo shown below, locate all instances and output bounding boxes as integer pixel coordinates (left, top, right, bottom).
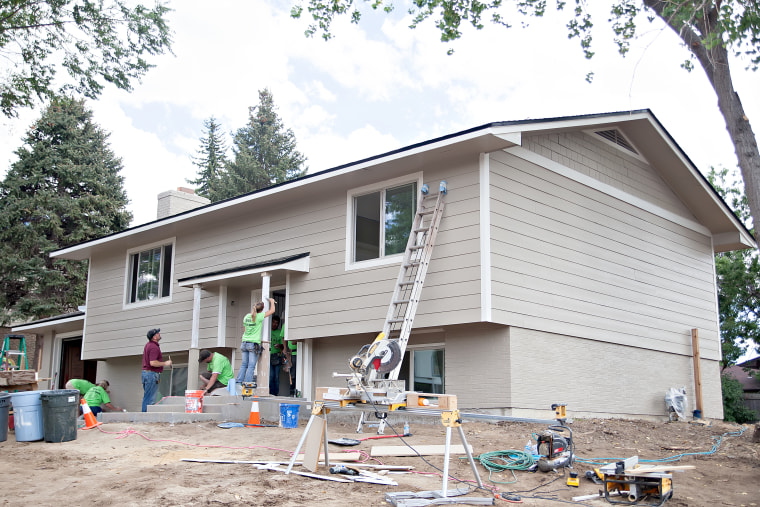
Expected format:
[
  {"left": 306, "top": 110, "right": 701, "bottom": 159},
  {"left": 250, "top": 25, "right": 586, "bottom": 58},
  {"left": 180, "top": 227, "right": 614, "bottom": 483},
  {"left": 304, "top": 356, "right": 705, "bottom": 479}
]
[
  {"left": 126, "top": 242, "right": 173, "bottom": 305},
  {"left": 398, "top": 347, "right": 445, "bottom": 394},
  {"left": 349, "top": 176, "right": 419, "bottom": 265}
]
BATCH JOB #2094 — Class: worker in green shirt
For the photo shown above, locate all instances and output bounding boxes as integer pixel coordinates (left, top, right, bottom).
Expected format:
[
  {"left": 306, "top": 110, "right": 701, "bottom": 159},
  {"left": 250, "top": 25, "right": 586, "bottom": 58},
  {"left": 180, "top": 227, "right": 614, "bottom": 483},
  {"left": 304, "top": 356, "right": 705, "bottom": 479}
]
[
  {"left": 285, "top": 332, "right": 300, "bottom": 397},
  {"left": 65, "top": 378, "right": 96, "bottom": 396},
  {"left": 269, "top": 315, "right": 285, "bottom": 396},
  {"left": 83, "top": 380, "right": 126, "bottom": 415},
  {"left": 198, "top": 349, "right": 234, "bottom": 395}
]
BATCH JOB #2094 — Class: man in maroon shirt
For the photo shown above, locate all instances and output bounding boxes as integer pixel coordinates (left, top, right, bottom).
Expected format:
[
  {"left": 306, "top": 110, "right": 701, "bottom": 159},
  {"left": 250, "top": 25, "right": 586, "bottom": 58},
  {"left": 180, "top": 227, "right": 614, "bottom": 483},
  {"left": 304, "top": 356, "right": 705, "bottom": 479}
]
[{"left": 142, "top": 328, "right": 172, "bottom": 411}]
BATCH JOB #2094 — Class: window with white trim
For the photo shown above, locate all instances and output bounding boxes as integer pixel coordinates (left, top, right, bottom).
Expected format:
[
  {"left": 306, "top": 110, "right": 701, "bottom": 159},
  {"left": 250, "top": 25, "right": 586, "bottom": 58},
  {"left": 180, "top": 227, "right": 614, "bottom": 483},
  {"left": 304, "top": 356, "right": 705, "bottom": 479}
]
[
  {"left": 348, "top": 175, "right": 419, "bottom": 267},
  {"left": 126, "top": 242, "right": 174, "bottom": 305}
]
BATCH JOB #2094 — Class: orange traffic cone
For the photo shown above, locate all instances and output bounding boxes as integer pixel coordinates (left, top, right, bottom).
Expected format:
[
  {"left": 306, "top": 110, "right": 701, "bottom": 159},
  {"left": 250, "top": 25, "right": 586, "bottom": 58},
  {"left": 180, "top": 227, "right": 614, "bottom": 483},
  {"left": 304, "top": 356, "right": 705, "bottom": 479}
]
[
  {"left": 81, "top": 398, "right": 102, "bottom": 430},
  {"left": 247, "top": 397, "right": 260, "bottom": 425}
]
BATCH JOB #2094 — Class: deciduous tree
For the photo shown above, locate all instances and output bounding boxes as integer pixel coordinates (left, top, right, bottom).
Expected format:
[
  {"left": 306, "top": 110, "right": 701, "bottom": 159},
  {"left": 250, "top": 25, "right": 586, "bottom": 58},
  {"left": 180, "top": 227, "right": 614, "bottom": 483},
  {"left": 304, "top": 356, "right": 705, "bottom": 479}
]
[
  {"left": 709, "top": 168, "right": 760, "bottom": 366},
  {"left": 292, "top": 0, "right": 760, "bottom": 243},
  {"left": 0, "top": 97, "right": 132, "bottom": 325},
  {"left": 0, "top": 0, "right": 172, "bottom": 117}
]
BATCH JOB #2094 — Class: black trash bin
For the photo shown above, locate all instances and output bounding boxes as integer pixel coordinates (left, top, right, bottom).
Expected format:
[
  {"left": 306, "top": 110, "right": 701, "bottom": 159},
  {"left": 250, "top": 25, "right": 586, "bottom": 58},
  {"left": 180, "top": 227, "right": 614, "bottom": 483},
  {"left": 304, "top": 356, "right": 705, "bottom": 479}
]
[
  {"left": 40, "top": 389, "right": 80, "bottom": 443},
  {"left": 0, "top": 393, "right": 9, "bottom": 442}
]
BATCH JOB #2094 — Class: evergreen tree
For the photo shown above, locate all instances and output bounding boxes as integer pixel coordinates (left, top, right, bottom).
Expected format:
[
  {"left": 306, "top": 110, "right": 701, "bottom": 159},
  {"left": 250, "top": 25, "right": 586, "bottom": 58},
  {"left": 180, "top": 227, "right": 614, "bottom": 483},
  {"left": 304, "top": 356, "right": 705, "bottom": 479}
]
[
  {"left": 709, "top": 168, "right": 760, "bottom": 367},
  {"left": 216, "top": 89, "right": 307, "bottom": 201},
  {"left": 186, "top": 116, "right": 229, "bottom": 200},
  {"left": 0, "top": 97, "right": 132, "bottom": 325}
]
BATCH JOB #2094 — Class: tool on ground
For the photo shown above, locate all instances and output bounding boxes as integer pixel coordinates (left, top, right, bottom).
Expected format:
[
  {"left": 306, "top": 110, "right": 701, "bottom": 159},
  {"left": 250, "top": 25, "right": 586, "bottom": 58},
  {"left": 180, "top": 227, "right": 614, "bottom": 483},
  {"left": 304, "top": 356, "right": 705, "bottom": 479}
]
[
  {"left": 599, "top": 456, "right": 674, "bottom": 506},
  {"left": 328, "top": 432, "right": 412, "bottom": 446},
  {"left": 536, "top": 404, "right": 574, "bottom": 472},
  {"left": 329, "top": 464, "right": 359, "bottom": 475},
  {"left": 1, "top": 335, "right": 27, "bottom": 370},
  {"left": 586, "top": 469, "right": 604, "bottom": 485},
  {"left": 241, "top": 381, "right": 256, "bottom": 398},
  {"left": 566, "top": 471, "right": 579, "bottom": 487}
]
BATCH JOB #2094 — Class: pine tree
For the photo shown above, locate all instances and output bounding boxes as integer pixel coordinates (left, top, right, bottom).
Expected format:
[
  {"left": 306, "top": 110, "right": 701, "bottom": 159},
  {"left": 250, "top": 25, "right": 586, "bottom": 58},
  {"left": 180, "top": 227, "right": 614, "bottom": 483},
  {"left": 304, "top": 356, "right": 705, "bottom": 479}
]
[
  {"left": 216, "top": 89, "right": 307, "bottom": 201},
  {"left": 186, "top": 116, "right": 229, "bottom": 200},
  {"left": 0, "top": 97, "right": 132, "bottom": 325}
]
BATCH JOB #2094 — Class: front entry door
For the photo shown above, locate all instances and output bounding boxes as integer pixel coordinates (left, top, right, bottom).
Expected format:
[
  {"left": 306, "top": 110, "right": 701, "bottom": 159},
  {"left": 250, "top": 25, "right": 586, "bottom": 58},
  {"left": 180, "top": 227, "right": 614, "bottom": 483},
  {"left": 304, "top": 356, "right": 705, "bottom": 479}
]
[{"left": 60, "top": 338, "right": 97, "bottom": 388}]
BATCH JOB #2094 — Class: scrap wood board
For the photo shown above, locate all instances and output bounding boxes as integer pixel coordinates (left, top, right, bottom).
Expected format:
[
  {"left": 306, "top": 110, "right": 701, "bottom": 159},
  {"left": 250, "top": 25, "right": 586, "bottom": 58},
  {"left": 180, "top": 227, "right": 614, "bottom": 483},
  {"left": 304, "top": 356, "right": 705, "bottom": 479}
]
[
  {"left": 181, "top": 458, "right": 411, "bottom": 470},
  {"left": 255, "top": 464, "right": 352, "bottom": 483},
  {"left": 295, "top": 451, "right": 362, "bottom": 462},
  {"left": 370, "top": 444, "right": 473, "bottom": 457},
  {"left": 301, "top": 414, "right": 327, "bottom": 473}
]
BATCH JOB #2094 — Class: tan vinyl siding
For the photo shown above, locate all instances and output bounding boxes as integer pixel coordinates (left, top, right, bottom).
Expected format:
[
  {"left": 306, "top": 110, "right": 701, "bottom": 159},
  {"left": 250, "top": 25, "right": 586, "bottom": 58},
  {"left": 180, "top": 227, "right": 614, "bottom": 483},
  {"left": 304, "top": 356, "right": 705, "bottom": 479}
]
[
  {"left": 523, "top": 131, "right": 695, "bottom": 221},
  {"left": 82, "top": 155, "right": 484, "bottom": 358},
  {"left": 288, "top": 154, "right": 483, "bottom": 339},
  {"left": 489, "top": 149, "right": 720, "bottom": 361}
]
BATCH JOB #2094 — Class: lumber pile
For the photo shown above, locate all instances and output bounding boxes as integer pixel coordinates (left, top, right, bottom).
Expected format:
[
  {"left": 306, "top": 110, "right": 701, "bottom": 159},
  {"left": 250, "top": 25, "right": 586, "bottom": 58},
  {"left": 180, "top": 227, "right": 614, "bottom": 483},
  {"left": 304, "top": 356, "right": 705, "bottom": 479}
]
[{"left": 0, "top": 369, "right": 36, "bottom": 386}]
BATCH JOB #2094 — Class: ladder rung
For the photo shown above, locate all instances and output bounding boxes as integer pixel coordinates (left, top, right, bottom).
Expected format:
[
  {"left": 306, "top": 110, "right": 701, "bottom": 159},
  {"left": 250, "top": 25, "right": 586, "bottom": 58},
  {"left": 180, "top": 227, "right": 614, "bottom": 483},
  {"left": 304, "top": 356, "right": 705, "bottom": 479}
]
[
  {"left": 398, "top": 281, "right": 415, "bottom": 287},
  {"left": 388, "top": 318, "right": 405, "bottom": 324},
  {"left": 413, "top": 227, "right": 429, "bottom": 233},
  {"left": 422, "top": 193, "right": 438, "bottom": 199},
  {"left": 419, "top": 210, "right": 434, "bottom": 216},
  {"left": 409, "top": 245, "right": 424, "bottom": 251},
  {"left": 6, "top": 351, "right": 25, "bottom": 356},
  {"left": 403, "top": 262, "right": 420, "bottom": 268},
  {"left": 393, "top": 299, "right": 410, "bottom": 305}
]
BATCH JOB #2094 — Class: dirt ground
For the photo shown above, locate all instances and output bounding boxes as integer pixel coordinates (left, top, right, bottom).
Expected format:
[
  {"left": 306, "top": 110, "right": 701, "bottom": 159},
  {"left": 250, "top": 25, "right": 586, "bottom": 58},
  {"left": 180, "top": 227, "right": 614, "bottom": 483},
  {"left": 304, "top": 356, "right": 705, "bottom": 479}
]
[{"left": 1, "top": 414, "right": 758, "bottom": 507}]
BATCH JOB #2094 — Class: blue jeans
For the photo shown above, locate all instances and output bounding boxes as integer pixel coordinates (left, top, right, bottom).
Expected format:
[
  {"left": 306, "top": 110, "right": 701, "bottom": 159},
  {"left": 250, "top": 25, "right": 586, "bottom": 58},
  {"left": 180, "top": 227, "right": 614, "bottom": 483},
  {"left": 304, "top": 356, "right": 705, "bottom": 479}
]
[
  {"left": 142, "top": 370, "right": 160, "bottom": 412},
  {"left": 269, "top": 360, "right": 282, "bottom": 396},
  {"left": 236, "top": 342, "right": 260, "bottom": 384}
]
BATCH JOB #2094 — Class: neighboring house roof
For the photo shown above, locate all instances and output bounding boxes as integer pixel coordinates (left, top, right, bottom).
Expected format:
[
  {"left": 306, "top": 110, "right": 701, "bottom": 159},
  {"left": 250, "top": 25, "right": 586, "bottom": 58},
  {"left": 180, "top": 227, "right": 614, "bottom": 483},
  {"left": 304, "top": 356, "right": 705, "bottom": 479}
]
[
  {"left": 51, "top": 109, "right": 756, "bottom": 261},
  {"left": 724, "top": 364, "right": 760, "bottom": 392},
  {"left": 12, "top": 311, "right": 85, "bottom": 334}
]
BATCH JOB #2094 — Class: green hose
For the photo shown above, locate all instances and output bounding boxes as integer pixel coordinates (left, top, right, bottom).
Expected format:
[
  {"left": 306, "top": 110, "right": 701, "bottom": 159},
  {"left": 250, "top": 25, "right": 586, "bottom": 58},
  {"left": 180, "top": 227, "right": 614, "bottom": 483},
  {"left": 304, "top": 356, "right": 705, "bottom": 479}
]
[{"left": 468, "top": 449, "right": 535, "bottom": 484}]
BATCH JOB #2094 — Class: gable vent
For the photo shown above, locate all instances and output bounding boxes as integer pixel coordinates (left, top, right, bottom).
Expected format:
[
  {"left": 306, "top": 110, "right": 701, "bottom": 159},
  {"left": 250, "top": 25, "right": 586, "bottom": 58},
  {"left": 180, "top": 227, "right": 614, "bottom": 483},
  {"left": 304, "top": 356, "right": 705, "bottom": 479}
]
[{"left": 594, "top": 129, "right": 638, "bottom": 155}]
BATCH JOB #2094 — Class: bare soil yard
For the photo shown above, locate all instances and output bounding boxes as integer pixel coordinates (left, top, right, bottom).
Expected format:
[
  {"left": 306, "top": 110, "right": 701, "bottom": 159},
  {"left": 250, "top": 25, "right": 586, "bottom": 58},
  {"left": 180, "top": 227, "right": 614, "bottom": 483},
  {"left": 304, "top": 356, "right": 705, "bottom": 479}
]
[{"left": 1, "top": 416, "right": 758, "bottom": 506}]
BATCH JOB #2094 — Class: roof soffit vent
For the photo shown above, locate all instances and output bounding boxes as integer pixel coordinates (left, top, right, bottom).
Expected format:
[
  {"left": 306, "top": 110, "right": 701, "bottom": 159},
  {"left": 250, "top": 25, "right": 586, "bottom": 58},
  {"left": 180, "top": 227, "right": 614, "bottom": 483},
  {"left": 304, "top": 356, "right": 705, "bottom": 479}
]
[{"left": 593, "top": 128, "right": 640, "bottom": 155}]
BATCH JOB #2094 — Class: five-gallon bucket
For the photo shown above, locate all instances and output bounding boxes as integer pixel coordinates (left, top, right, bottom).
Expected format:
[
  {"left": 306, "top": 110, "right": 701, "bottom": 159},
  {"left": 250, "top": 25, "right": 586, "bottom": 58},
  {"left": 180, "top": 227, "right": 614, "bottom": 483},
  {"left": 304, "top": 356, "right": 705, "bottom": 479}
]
[
  {"left": 40, "top": 389, "right": 80, "bottom": 443},
  {"left": 0, "top": 393, "right": 10, "bottom": 442},
  {"left": 10, "top": 391, "right": 46, "bottom": 441},
  {"left": 279, "top": 403, "right": 300, "bottom": 428},
  {"left": 185, "top": 390, "right": 204, "bottom": 413}
]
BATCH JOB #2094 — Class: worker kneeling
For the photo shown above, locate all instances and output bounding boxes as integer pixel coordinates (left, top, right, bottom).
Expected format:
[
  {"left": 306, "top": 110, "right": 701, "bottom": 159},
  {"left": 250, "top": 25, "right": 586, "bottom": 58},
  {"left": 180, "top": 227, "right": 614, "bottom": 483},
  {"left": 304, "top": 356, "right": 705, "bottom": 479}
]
[
  {"left": 199, "top": 349, "right": 234, "bottom": 395},
  {"left": 83, "top": 380, "right": 126, "bottom": 415}
]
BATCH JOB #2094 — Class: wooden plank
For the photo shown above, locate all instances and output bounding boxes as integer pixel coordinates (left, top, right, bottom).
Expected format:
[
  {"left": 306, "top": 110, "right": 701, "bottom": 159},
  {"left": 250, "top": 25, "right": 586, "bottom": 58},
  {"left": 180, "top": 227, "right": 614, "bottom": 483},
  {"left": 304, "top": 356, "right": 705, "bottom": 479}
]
[
  {"left": 370, "top": 444, "right": 472, "bottom": 457},
  {"left": 254, "top": 463, "right": 352, "bottom": 483},
  {"left": 692, "top": 328, "right": 703, "bottom": 413},
  {"left": 295, "top": 452, "right": 362, "bottom": 462},
  {"left": 180, "top": 459, "right": 412, "bottom": 470},
  {"left": 301, "top": 415, "right": 326, "bottom": 473},
  {"left": 626, "top": 465, "right": 694, "bottom": 474}
]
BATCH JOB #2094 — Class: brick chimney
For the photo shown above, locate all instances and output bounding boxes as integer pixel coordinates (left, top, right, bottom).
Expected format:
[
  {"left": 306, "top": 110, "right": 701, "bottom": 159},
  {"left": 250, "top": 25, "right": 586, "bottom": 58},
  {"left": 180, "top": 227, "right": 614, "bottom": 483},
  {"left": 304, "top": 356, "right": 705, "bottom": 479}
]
[{"left": 157, "top": 187, "right": 210, "bottom": 219}]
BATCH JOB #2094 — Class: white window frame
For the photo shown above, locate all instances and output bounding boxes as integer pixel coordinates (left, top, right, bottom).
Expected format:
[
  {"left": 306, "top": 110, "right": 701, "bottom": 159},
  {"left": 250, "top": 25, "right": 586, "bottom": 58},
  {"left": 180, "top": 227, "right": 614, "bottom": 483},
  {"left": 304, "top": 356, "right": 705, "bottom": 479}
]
[
  {"left": 345, "top": 172, "right": 423, "bottom": 271},
  {"left": 123, "top": 237, "right": 176, "bottom": 309},
  {"left": 406, "top": 343, "right": 445, "bottom": 394}
]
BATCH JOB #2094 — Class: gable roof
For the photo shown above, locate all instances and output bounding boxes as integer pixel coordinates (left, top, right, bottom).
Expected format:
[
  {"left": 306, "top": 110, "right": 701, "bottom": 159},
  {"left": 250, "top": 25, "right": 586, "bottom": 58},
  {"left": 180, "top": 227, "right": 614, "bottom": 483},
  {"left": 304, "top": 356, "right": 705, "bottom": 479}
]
[{"left": 51, "top": 109, "right": 755, "bottom": 260}]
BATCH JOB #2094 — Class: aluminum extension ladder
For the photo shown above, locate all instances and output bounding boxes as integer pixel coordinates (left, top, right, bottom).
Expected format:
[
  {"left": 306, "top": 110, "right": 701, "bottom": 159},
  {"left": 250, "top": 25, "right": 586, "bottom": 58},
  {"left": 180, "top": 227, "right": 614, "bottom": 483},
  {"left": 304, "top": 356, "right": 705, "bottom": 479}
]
[
  {"left": 381, "top": 180, "right": 447, "bottom": 382},
  {"left": 1, "top": 334, "right": 28, "bottom": 371},
  {"left": 358, "top": 181, "right": 447, "bottom": 434}
]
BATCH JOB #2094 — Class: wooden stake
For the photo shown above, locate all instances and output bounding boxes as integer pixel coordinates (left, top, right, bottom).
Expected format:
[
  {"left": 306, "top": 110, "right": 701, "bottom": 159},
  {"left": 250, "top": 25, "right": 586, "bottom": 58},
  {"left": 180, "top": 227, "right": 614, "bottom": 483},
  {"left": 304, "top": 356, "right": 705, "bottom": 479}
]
[{"left": 691, "top": 328, "right": 703, "bottom": 413}]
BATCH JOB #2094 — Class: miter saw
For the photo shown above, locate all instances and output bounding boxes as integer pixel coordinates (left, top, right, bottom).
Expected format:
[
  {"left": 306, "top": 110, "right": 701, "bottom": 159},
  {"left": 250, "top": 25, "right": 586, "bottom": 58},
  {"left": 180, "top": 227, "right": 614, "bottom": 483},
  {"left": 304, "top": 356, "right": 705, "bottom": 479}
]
[{"left": 333, "top": 332, "right": 408, "bottom": 407}]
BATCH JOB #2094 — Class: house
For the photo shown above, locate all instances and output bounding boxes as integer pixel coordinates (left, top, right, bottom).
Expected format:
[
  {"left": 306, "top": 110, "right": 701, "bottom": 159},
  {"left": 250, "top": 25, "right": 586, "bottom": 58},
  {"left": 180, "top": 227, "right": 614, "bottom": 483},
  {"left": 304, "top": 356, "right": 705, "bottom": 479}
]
[
  {"left": 724, "top": 357, "right": 760, "bottom": 415},
  {"left": 16, "top": 110, "right": 755, "bottom": 420}
]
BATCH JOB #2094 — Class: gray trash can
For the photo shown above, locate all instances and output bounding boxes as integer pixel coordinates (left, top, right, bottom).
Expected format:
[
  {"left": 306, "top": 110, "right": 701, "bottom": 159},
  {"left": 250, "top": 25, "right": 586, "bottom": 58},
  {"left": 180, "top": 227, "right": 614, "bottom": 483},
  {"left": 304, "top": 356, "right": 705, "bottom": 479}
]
[
  {"left": 0, "top": 393, "right": 9, "bottom": 442},
  {"left": 40, "top": 389, "right": 80, "bottom": 443},
  {"left": 10, "top": 391, "right": 45, "bottom": 441}
]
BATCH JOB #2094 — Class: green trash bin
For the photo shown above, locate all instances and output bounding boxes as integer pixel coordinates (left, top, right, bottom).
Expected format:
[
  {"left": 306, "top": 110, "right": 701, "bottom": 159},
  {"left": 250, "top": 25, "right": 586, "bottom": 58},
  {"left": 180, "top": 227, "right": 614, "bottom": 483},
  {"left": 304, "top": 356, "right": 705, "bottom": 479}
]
[
  {"left": 0, "top": 393, "right": 9, "bottom": 442},
  {"left": 40, "top": 389, "right": 80, "bottom": 443}
]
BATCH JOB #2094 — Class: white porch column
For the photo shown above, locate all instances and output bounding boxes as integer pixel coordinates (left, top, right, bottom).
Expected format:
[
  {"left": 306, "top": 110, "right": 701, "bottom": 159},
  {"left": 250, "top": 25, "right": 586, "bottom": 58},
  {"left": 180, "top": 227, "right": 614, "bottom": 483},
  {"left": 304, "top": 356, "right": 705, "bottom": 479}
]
[
  {"left": 188, "top": 284, "right": 202, "bottom": 388},
  {"left": 217, "top": 285, "right": 227, "bottom": 348},
  {"left": 256, "top": 272, "right": 272, "bottom": 396}
]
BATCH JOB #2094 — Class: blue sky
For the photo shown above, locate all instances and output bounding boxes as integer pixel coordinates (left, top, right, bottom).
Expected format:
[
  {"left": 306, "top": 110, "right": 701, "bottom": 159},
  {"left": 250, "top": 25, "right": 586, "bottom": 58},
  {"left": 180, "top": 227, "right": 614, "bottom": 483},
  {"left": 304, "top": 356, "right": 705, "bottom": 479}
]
[{"left": 0, "top": 0, "right": 758, "bottom": 228}]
